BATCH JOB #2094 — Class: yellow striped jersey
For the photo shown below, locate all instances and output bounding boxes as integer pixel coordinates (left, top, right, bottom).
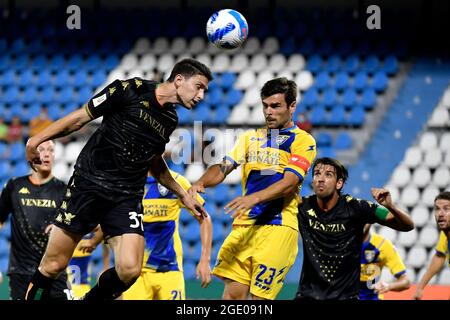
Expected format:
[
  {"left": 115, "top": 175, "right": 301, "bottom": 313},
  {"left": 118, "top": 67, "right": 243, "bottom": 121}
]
[
  {"left": 435, "top": 231, "right": 449, "bottom": 267},
  {"left": 225, "top": 125, "right": 316, "bottom": 231},
  {"left": 359, "top": 233, "right": 406, "bottom": 300},
  {"left": 141, "top": 170, "right": 204, "bottom": 272}
]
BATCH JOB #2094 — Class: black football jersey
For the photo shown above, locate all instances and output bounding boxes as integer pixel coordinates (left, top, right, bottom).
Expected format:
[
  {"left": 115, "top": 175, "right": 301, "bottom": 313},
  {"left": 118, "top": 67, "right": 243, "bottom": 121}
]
[
  {"left": 296, "top": 194, "right": 380, "bottom": 300},
  {"left": 0, "top": 176, "right": 66, "bottom": 275},
  {"left": 76, "top": 78, "right": 178, "bottom": 200}
]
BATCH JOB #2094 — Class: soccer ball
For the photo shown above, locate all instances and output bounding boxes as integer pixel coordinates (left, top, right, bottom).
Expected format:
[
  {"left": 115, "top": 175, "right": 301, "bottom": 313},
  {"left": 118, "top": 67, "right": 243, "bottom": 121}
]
[{"left": 206, "top": 9, "right": 248, "bottom": 49}]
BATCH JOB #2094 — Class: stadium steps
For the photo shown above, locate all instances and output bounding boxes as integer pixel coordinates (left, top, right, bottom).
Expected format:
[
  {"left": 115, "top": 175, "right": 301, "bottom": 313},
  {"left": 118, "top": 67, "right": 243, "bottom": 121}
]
[{"left": 346, "top": 58, "right": 450, "bottom": 199}]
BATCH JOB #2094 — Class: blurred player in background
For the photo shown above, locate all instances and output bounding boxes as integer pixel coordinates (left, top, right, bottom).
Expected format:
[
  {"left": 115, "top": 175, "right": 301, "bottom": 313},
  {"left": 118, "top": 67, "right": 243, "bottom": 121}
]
[
  {"left": 359, "top": 224, "right": 410, "bottom": 300},
  {"left": 0, "top": 140, "right": 70, "bottom": 299},
  {"left": 24, "top": 58, "right": 212, "bottom": 300},
  {"left": 67, "top": 225, "right": 110, "bottom": 299},
  {"left": 189, "top": 77, "right": 317, "bottom": 300},
  {"left": 122, "top": 169, "right": 212, "bottom": 300},
  {"left": 295, "top": 157, "right": 414, "bottom": 300},
  {"left": 412, "top": 191, "right": 450, "bottom": 300}
]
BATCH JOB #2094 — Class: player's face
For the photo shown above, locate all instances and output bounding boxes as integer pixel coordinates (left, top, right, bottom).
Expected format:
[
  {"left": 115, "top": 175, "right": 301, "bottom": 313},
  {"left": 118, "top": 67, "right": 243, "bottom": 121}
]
[
  {"left": 312, "top": 164, "right": 343, "bottom": 199},
  {"left": 262, "top": 94, "right": 295, "bottom": 129},
  {"left": 434, "top": 199, "right": 450, "bottom": 231},
  {"left": 35, "top": 141, "right": 55, "bottom": 173},
  {"left": 176, "top": 74, "right": 209, "bottom": 109}
]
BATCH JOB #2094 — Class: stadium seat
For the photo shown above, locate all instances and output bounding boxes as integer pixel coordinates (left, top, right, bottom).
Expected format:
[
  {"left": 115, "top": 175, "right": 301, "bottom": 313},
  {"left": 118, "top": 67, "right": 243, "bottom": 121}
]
[
  {"left": 219, "top": 72, "right": 236, "bottom": 91},
  {"left": 377, "top": 226, "right": 398, "bottom": 242},
  {"left": 242, "top": 87, "right": 260, "bottom": 106},
  {"left": 347, "top": 106, "right": 365, "bottom": 126},
  {"left": 361, "top": 89, "right": 377, "bottom": 109},
  {"left": 382, "top": 55, "right": 399, "bottom": 76},
  {"left": 410, "top": 205, "right": 431, "bottom": 228},
  {"left": 152, "top": 37, "right": 170, "bottom": 55},
  {"left": 334, "top": 132, "right": 353, "bottom": 149},
  {"left": 363, "top": 55, "right": 380, "bottom": 74},
  {"left": 242, "top": 37, "right": 260, "bottom": 55},
  {"left": 343, "top": 55, "right": 359, "bottom": 74},
  {"left": 424, "top": 149, "right": 442, "bottom": 169},
  {"left": 432, "top": 166, "right": 450, "bottom": 188},
  {"left": 256, "top": 70, "right": 275, "bottom": 88},
  {"left": 181, "top": 222, "right": 199, "bottom": 242},
  {"left": 235, "top": 70, "right": 255, "bottom": 90},
  {"left": 248, "top": 105, "right": 266, "bottom": 125},
  {"left": 170, "top": 37, "right": 187, "bottom": 55},
  {"left": 261, "top": 37, "right": 279, "bottom": 55},
  {"left": 429, "top": 108, "right": 450, "bottom": 127},
  {"left": 310, "top": 104, "right": 327, "bottom": 125},
  {"left": 342, "top": 89, "right": 357, "bottom": 108},
  {"left": 403, "top": 147, "right": 422, "bottom": 168},
  {"left": 212, "top": 54, "right": 230, "bottom": 73},
  {"left": 399, "top": 185, "right": 420, "bottom": 207},
  {"left": 306, "top": 54, "right": 323, "bottom": 74},
  {"left": 268, "top": 54, "right": 287, "bottom": 72},
  {"left": 327, "top": 105, "right": 346, "bottom": 126},
  {"left": 12, "top": 161, "right": 29, "bottom": 177},
  {"left": 438, "top": 268, "right": 450, "bottom": 285},
  {"left": 183, "top": 261, "right": 197, "bottom": 280},
  {"left": 353, "top": 72, "right": 368, "bottom": 92},
  {"left": 421, "top": 185, "right": 440, "bottom": 207},
  {"left": 295, "top": 71, "right": 314, "bottom": 91},
  {"left": 372, "top": 71, "right": 389, "bottom": 93},
  {"left": 64, "top": 142, "right": 84, "bottom": 164},
  {"left": 406, "top": 246, "right": 427, "bottom": 268},
  {"left": 419, "top": 132, "right": 438, "bottom": 151},
  {"left": 157, "top": 54, "right": 176, "bottom": 73},
  {"left": 185, "top": 164, "right": 204, "bottom": 182},
  {"left": 418, "top": 226, "right": 439, "bottom": 248},
  {"left": 316, "top": 132, "right": 332, "bottom": 147},
  {"left": 325, "top": 55, "right": 341, "bottom": 73},
  {"left": 333, "top": 72, "right": 349, "bottom": 92},
  {"left": 286, "top": 54, "right": 306, "bottom": 72},
  {"left": 411, "top": 166, "right": 431, "bottom": 188},
  {"left": 229, "top": 54, "right": 249, "bottom": 73},
  {"left": 188, "top": 37, "right": 206, "bottom": 54},
  {"left": 302, "top": 89, "right": 319, "bottom": 106},
  {"left": 249, "top": 54, "right": 268, "bottom": 72},
  {"left": 397, "top": 228, "right": 418, "bottom": 247},
  {"left": 314, "top": 72, "right": 330, "bottom": 90}
]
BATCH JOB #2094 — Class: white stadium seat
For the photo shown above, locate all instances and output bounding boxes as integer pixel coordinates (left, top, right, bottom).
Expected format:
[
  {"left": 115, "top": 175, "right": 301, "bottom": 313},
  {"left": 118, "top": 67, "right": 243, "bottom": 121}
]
[
  {"left": 276, "top": 69, "right": 294, "bottom": 80},
  {"left": 419, "top": 132, "right": 438, "bottom": 151},
  {"left": 440, "top": 132, "right": 450, "bottom": 150},
  {"left": 421, "top": 185, "right": 440, "bottom": 207},
  {"left": 432, "top": 166, "right": 450, "bottom": 188},
  {"left": 261, "top": 37, "right": 279, "bottom": 55},
  {"left": 268, "top": 54, "right": 287, "bottom": 72},
  {"left": 230, "top": 54, "right": 249, "bottom": 73},
  {"left": 377, "top": 226, "right": 397, "bottom": 242},
  {"left": 242, "top": 86, "right": 261, "bottom": 106},
  {"left": 391, "top": 165, "right": 411, "bottom": 188},
  {"left": 410, "top": 205, "right": 431, "bottom": 228},
  {"left": 403, "top": 147, "right": 422, "bottom": 168},
  {"left": 120, "top": 53, "right": 138, "bottom": 72},
  {"left": 211, "top": 53, "right": 230, "bottom": 73},
  {"left": 139, "top": 53, "right": 157, "bottom": 71},
  {"left": 397, "top": 227, "right": 418, "bottom": 247},
  {"left": 400, "top": 186, "right": 420, "bottom": 207},
  {"left": 235, "top": 70, "right": 255, "bottom": 90},
  {"left": 194, "top": 53, "right": 212, "bottom": 69},
  {"left": 295, "top": 70, "right": 314, "bottom": 91},
  {"left": 152, "top": 37, "right": 170, "bottom": 54},
  {"left": 227, "top": 104, "right": 251, "bottom": 125},
  {"left": 406, "top": 246, "right": 427, "bottom": 268},
  {"left": 287, "top": 54, "right": 306, "bottom": 72},
  {"left": 411, "top": 166, "right": 431, "bottom": 188},
  {"left": 418, "top": 226, "right": 440, "bottom": 248},
  {"left": 64, "top": 141, "right": 84, "bottom": 164},
  {"left": 248, "top": 106, "right": 265, "bottom": 125},
  {"left": 185, "top": 164, "right": 205, "bottom": 182},
  {"left": 127, "top": 69, "right": 144, "bottom": 79},
  {"left": 438, "top": 268, "right": 450, "bottom": 285},
  {"left": 157, "top": 54, "right": 175, "bottom": 73},
  {"left": 256, "top": 70, "right": 275, "bottom": 88},
  {"left": 188, "top": 37, "right": 206, "bottom": 54},
  {"left": 170, "top": 37, "right": 187, "bottom": 55},
  {"left": 445, "top": 151, "right": 450, "bottom": 166},
  {"left": 424, "top": 149, "right": 442, "bottom": 169},
  {"left": 53, "top": 161, "right": 69, "bottom": 181},
  {"left": 429, "top": 107, "right": 449, "bottom": 127},
  {"left": 442, "top": 89, "right": 450, "bottom": 108},
  {"left": 132, "top": 37, "right": 151, "bottom": 54},
  {"left": 250, "top": 53, "right": 268, "bottom": 72},
  {"left": 242, "top": 37, "right": 261, "bottom": 55}
]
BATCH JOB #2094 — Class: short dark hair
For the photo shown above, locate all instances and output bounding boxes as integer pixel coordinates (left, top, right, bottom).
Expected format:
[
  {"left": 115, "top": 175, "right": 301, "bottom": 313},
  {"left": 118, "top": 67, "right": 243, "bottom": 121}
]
[
  {"left": 435, "top": 191, "right": 450, "bottom": 203},
  {"left": 167, "top": 58, "right": 213, "bottom": 82},
  {"left": 260, "top": 77, "right": 297, "bottom": 106},
  {"left": 312, "top": 157, "right": 348, "bottom": 191}
]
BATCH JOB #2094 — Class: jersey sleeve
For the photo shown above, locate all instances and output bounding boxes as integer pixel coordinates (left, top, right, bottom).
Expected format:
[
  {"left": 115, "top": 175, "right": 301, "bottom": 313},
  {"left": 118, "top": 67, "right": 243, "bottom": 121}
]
[
  {"left": 350, "top": 197, "right": 379, "bottom": 224},
  {"left": 435, "top": 231, "right": 448, "bottom": 256},
  {"left": 380, "top": 239, "right": 407, "bottom": 278},
  {"left": 0, "top": 179, "right": 14, "bottom": 224},
  {"left": 284, "top": 133, "right": 316, "bottom": 181},
  {"left": 224, "top": 131, "right": 250, "bottom": 167},
  {"left": 85, "top": 79, "right": 128, "bottom": 119}
]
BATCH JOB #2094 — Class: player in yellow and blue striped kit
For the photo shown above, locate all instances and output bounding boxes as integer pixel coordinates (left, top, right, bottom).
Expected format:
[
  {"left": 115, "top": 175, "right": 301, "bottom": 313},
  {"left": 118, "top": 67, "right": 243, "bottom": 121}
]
[{"left": 122, "top": 170, "right": 212, "bottom": 300}]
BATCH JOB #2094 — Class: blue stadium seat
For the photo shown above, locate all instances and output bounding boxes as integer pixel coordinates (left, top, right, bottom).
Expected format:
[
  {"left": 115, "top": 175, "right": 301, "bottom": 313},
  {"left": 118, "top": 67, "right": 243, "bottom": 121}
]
[
  {"left": 57, "top": 87, "right": 74, "bottom": 104},
  {"left": 53, "top": 70, "right": 71, "bottom": 87},
  {"left": 298, "top": 38, "right": 315, "bottom": 56},
  {"left": 192, "top": 103, "right": 210, "bottom": 123},
  {"left": 316, "top": 132, "right": 332, "bottom": 147},
  {"left": 327, "top": 105, "right": 346, "bottom": 126},
  {"left": 183, "top": 261, "right": 197, "bottom": 280},
  {"left": 204, "top": 88, "right": 222, "bottom": 106},
  {"left": 0, "top": 54, "right": 10, "bottom": 72},
  {"left": 85, "top": 55, "right": 102, "bottom": 71},
  {"left": 11, "top": 39, "right": 26, "bottom": 54},
  {"left": 0, "top": 161, "right": 12, "bottom": 179},
  {"left": 314, "top": 72, "right": 330, "bottom": 90},
  {"left": 223, "top": 89, "right": 243, "bottom": 107},
  {"left": 363, "top": 55, "right": 380, "bottom": 74},
  {"left": 181, "top": 222, "right": 199, "bottom": 242},
  {"left": 280, "top": 37, "right": 296, "bottom": 55},
  {"left": 47, "top": 103, "right": 63, "bottom": 120},
  {"left": 77, "top": 87, "right": 93, "bottom": 104},
  {"left": 0, "top": 70, "right": 17, "bottom": 86},
  {"left": 382, "top": 55, "right": 399, "bottom": 76},
  {"left": 180, "top": 208, "right": 193, "bottom": 225},
  {"left": 310, "top": 104, "right": 327, "bottom": 125},
  {"left": 213, "top": 184, "right": 230, "bottom": 204},
  {"left": 90, "top": 70, "right": 107, "bottom": 88},
  {"left": 12, "top": 160, "right": 30, "bottom": 177},
  {"left": 361, "top": 89, "right": 377, "bottom": 109},
  {"left": 49, "top": 55, "right": 66, "bottom": 71},
  {"left": 0, "top": 256, "right": 8, "bottom": 273},
  {"left": 0, "top": 219, "right": 11, "bottom": 239},
  {"left": 0, "top": 143, "right": 8, "bottom": 160},
  {"left": 353, "top": 71, "right": 368, "bottom": 92},
  {"left": 104, "top": 54, "right": 120, "bottom": 70},
  {"left": 300, "top": 184, "right": 312, "bottom": 197},
  {"left": 343, "top": 55, "right": 359, "bottom": 74},
  {"left": 347, "top": 106, "right": 365, "bottom": 126},
  {"left": 372, "top": 71, "right": 388, "bottom": 93},
  {"left": 21, "top": 87, "right": 38, "bottom": 104},
  {"left": 303, "top": 89, "right": 319, "bottom": 106},
  {"left": 219, "top": 72, "right": 236, "bottom": 90},
  {"left": 38, "top": 87, "right": 55, "bottom": 104},
  {"left": 72, "top": 70, "right": 89, "bottom": 87},
  {"left": 306, "top": 54, "right": 323, "bottom": 74},
  {"left": 30, "top": 54, "right": 48, "bottom": 71},
  {"left": 211, "top": 104, "right": 230, "bottom": 124},
  {"left": 334, "top": 132, "right": 353, "bottom": 150},
  {"left": 13, "top": 54, "right": 29, "bottom": 70},
  {"left": 342, "top": 89, "right": 357, "bottom": 108},
  {"left": 35, "top": 70, "right": 53, "bottom": 87},
  {"left": 322, "top": 88, "right": 337, "bottom": 107},
  {"left": 318, "top": 147, "right": 336, "bottom": 158},
  {"left": 63, "top": 102, "right": 79, "bottom": 115},
  {"left": 212, "top": 222, "right": 224, "bottom": 242},
  {"left": 18, "top": 70, "right": 35, "bottom": 87},
  {"left": 4, "top": 86, "right": 20, "bottom": 104},
  {"left": 333, "top": 72, "right": 349, "bottom": 92},
  {"left": 66, "top": 55, "right": 84, "bottom": 71},
  {"left": 325, "top": 55, "right": 341, "bottom": 73},
  {"left": 27, "top": 103, "right": 42, "bottom": 119}
]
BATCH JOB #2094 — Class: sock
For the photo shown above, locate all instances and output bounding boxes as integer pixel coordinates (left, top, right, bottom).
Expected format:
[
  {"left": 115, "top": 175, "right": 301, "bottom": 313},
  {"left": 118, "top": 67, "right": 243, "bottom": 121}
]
[
  {"left": 25, "top": 269, "right": 54, "bottom": 300},
  {"left": 83, "top": 267, "right": 135, "bottom": 301}
]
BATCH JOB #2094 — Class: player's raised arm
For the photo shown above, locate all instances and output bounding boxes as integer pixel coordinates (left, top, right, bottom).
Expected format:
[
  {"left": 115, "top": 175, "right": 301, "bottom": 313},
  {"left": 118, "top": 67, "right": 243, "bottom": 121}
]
[
  {"left": 371, "top": 187, "right": 414, "bottom": 231},
  {"left": 26, "top": 106, "right": 92, "bottom": 171}
]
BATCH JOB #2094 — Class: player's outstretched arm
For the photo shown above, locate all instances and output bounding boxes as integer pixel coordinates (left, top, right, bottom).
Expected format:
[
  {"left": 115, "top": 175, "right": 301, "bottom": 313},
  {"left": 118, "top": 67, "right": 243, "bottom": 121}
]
[
  {"left": 374, "top": 273, "right": 410, "bottom": 294},
  {"left": 371, "top": 187, "right": 414, "bottom": 231},
  {"left": 188, "top": 159, "right": 236, "bottom": 197},
  {"left": 412, "top": 253, "right": 445, "bottom": 300},
  {"left": 225, "top": 171, "right": 300, "bottom": 219},
  {"left": 26, "top": 106, "right": 92, "bottom": 171},
  {"left": 150, "top": 155, "right": 207, "bottom": 218},
  {"left": 195, "top": 213, "right": 212, "bottom": 288}
]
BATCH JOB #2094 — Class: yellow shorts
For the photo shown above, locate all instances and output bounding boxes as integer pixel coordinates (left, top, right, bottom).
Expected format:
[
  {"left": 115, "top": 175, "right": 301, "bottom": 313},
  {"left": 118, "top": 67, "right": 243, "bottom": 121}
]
[
  {"left": 213, "top": 224, "right": 298, "bottom": 300},
  {"left": 122, "top": 269, "right": 185, "bottom": 300},
  {"left": 71, "top": 284, "right": 91, "bottom": 299}
]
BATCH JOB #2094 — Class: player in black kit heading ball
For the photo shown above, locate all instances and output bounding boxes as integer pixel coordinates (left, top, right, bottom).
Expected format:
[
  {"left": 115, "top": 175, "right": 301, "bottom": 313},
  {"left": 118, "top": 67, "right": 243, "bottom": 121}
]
[{"left": 25, "top": 59, "right": 213, "bottom": 300}]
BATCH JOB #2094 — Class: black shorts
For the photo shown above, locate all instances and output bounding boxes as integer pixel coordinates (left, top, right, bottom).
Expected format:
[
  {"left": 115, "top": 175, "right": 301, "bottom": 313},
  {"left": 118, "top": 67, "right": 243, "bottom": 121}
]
[
  {"left": 9, "top": 273, "right": 70, "bottom": 300},
  {"left": 54, "top": 173, "right": 144, "bottom": 239}
]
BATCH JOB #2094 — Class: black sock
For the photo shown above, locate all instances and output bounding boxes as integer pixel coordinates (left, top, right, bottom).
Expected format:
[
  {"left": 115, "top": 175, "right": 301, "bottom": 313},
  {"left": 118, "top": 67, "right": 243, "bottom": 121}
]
[
  {"left": 83, "top": 267, "right": 135, "bottom": 301},
  {"left": 25, "top": 269, "right": 54, "bottom": 300}
]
